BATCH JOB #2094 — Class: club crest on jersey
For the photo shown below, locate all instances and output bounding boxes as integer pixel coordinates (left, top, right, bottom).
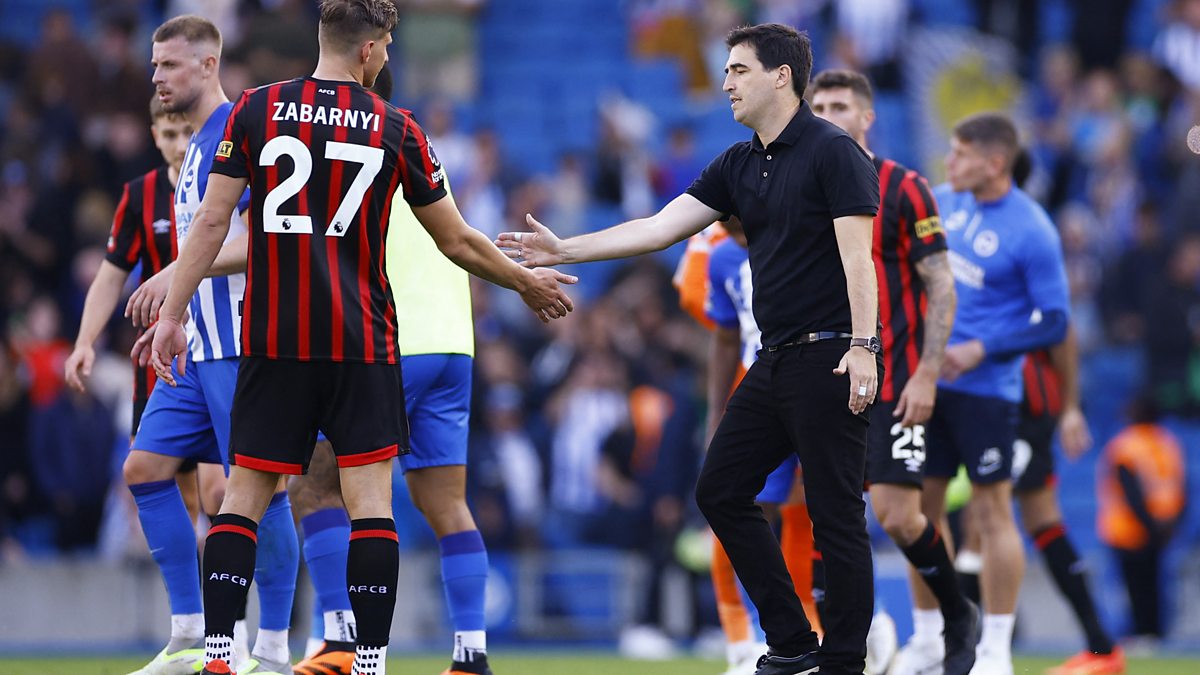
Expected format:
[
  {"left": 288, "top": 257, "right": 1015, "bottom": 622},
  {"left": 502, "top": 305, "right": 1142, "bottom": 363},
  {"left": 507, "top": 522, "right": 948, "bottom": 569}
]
[
  {"left": 216, "top": 141, "right": 233, "bottom": 158},
  {"left": 972, "top": 230, "right": 999, "bottom": 257}
]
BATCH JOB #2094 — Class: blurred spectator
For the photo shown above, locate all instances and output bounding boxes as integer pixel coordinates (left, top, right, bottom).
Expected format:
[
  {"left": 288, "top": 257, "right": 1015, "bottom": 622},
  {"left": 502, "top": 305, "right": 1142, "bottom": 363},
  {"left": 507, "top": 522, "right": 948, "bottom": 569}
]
[
  {"left": 1153, "top": 0, "right": 1200, "bottom": 92},
  {"left": 423, "top": 99, "right": 476, "bottom": 187},
  {"left": 9, "top": 295, "right": 69, "bottom": 409},
  {"left": 542, "top": 351, "right": 631, "bottom": 548},
  {"left": 828, "top": 0, "right": 909, "bottom": 91},
  {"left": 1069, "top": 0, "right": 1136, "bottom": 71},
  {"left": 22, "top": 9, "right": 98, "bottom": 117},
  {"left": 468, "top": 383, "right": 544, "bottom": 549},
  {"left": 232, "top": 0, "right": 319, "bottom": 86},
  {"left": 652, "top": 126, "right": 705, "bottom": 207},
  {"left": 546, "top": 153, "right": 590, "bottom": 237},
  {"left": 457, "top": 130, "right": 509, "bottom": 240},
  {"left": 1100, "top": 201, "right": 1169, "bottom": 344},
  {"left": 397, "top": 0, "right": 484, "bottom": 101},
  {"left": 1096, "top": 395, "right": 1186, "bottom": 642},
  {"left": 1143, "top": 234, "right": 1200, "bottom": 414},
  {"left": 88, "top": 13, "right": 153, "bottom": 124},
  {"left": 28, "top": 382, "right": 116, "bottom": 552},
  {"left": 0, "top": 340, "right": 33, "bottom": 561},
  {"left": 629, "top": 0, "right": 711, "bottom": 94}
]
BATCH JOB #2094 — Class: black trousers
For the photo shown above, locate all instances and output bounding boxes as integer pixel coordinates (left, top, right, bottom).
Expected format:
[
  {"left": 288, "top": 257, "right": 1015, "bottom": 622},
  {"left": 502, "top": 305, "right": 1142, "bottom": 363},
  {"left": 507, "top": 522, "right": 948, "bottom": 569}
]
[
  {"left": 696, "top": 341, "right": 873, "bottom": 675},
  {"left": 1116, "top": 544, "right": 1164, "bottom": 637}
]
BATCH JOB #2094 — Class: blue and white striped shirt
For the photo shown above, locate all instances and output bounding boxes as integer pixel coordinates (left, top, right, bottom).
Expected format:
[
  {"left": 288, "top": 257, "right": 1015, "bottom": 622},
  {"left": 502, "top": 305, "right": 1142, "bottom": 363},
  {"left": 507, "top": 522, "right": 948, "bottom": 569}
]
[{"left": 174, "top": 101, "right": 251, "bottom": 362}]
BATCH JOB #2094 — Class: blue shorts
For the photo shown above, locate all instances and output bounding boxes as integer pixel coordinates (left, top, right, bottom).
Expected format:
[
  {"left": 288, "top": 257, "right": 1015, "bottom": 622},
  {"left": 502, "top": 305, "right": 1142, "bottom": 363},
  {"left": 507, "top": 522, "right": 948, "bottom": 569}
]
[
  {"left": 925, "top": 388, "right": 1018, "bottom": 485},
  {"left": 133, "top": 355, "right": 239, "bottom": 468},
  {"left": 757, "top": 454, "right": 799, "bottom": 504},
  {"left": 397, "top": 354, "right": 472, "bottom": 473}
]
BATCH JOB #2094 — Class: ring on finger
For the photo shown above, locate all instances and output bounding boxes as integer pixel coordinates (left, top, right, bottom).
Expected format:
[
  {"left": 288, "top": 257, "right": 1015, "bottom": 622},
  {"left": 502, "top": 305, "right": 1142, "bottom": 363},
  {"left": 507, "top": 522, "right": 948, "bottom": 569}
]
[{"left": 857, "top": 385, "right": 868, "bottom": 396}]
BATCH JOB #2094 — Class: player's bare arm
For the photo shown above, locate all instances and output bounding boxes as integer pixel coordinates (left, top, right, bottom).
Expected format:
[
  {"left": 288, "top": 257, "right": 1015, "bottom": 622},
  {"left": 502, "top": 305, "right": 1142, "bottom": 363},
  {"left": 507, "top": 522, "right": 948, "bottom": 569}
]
[
  {"left": 126, "top": 222, "right": 249, "bottom": 328},
  {"left": 149, "top": 173, "right": 247, "bottom": 384},
  {"left": 832, "top": 213, "right": 879, "bottom": 414},
  {"left": 706, "top": 325, "right": 741, "bottom": 445},
  {"left": 411, "top": 194, "right": 578, "bottom": 323},
  {"left": 1050, "top": 323, "right": 1092, "bottom": 458},
  {"left": 65, "top": 260, "right": 132, "bottom": 392},
  {"left": 895, "top": 251, "right": 956, "bottom": 426},
  {"left": 496, "top": 193, "right": 720, "bottom": 267}
]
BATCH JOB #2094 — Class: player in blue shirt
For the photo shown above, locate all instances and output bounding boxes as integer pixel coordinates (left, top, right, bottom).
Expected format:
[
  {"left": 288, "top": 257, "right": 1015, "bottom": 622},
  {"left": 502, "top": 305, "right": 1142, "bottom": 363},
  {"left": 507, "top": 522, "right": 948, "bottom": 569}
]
[
  {"left": 909, "top": 113, "right": 1069, "bottom": 675},
  {"left": 121, "top": 16, "right": 298, "bottom": 675}
]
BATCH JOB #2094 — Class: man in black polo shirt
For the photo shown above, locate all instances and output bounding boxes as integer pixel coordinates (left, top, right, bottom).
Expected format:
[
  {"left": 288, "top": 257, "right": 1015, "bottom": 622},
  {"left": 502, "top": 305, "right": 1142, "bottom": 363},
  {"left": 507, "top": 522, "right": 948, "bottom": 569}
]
[{"left": 497, "top": 23, "right": 880, "bottom": 675}]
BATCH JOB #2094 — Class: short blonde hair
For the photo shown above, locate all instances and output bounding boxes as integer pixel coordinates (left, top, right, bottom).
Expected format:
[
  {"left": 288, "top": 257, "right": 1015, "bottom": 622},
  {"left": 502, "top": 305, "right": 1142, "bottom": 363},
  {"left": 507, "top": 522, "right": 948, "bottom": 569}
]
[{"left": 152, "top": 15, "right": 222, "bottom": 53}]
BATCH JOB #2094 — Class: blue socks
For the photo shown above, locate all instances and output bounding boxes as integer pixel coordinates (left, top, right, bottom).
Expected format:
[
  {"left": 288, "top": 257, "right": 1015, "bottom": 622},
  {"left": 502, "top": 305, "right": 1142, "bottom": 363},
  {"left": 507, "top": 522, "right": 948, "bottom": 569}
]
[
  {"left": 439, "top": 530, "right": 488, "bottom": 632},
  {"left": 130, "top": 479, "right": 203, "bottom": 616},
  {"left": 255, "top": 491, "right": 299, "bottom": 631},
  {"left": 302, "top": 508, "right": 353, "bottom": 617}
]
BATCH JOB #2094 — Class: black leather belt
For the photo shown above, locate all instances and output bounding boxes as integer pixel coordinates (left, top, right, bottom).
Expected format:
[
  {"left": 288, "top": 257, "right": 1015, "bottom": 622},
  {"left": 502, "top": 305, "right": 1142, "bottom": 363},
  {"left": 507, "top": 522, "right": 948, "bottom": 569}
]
[{"left": 764, "top": 332, "right": 852, "bottom": 352}]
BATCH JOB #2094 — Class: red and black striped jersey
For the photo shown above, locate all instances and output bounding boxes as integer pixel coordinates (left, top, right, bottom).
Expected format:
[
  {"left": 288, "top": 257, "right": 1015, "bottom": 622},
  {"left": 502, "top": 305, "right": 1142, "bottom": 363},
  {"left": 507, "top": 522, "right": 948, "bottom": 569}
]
[
  {"left": 872, "top": 156, "right": 947, "bottom": 403},
  {"left": 105, "top": 166, "right": 177, "bottom": 277},
  {"left": 1022, "top": 349, "right": 1063, "bottom": 418},
  {"left": 105, "top": 166, "right": 178, "bottom": 419},
  {"left": 211, "top": 77, "right": 447, "bottom": 364}
]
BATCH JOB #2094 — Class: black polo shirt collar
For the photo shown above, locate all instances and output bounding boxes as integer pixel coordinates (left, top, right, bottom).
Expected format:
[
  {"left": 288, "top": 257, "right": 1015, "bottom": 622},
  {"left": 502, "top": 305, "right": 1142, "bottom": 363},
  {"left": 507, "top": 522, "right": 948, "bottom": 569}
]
[{"left": 751, "top": 101, "right": 814, "bottom": 152}]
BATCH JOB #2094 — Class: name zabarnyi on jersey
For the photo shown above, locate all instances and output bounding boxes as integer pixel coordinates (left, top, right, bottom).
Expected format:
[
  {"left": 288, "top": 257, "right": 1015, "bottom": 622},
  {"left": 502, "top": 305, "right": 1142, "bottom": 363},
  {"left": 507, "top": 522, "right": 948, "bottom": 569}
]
[{"left": 270, "top": 101, "right": 382, "bottom": 132}]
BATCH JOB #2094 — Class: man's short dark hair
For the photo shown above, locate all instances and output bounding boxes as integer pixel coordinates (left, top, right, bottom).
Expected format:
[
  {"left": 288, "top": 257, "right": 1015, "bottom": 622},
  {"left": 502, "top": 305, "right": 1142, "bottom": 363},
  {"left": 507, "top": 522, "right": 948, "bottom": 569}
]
[
  {"left": 953, "top": 112, "right": 1020, "bottom": 167},
  {"left": 319, "top": 0, "right": 398, "bottom": 49},
  {"left": 810, "top": 69, "right": 874, "bottom": 105},
  {"left": 152, "top": 15, "right": 221, "bottom": 51},
  {"left": 726, "top": 23, "right": 812, "bottom": 99}
]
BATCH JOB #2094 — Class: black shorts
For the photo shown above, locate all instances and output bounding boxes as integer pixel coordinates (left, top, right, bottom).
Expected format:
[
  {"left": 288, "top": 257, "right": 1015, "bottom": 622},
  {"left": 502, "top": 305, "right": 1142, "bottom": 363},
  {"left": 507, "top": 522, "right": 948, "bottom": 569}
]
[
  {"left": 132, "top": 364, "right": 157, "bottom": 433},
  {"left": 229, "top": 356, "right": 409, "bottom": 475},
  {"left": 1012, "top": 412, "right": 1058, "bottom": 493},
  {"left": 925, "top": 388, "right": 1018, "bottom": 485},
  {"left": 866, "top": 400, "right": 926, "bottom": 488}
]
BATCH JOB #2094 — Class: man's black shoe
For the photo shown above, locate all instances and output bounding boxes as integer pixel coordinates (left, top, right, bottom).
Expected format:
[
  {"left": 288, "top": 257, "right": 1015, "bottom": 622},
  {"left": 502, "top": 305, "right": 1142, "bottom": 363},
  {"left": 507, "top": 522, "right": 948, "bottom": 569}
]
[
  {"left": 754, "top": 650, "right": 820, "bottom": 675},
  {"left": 943, "top": 599, "right": 982, "bottom": 675}
]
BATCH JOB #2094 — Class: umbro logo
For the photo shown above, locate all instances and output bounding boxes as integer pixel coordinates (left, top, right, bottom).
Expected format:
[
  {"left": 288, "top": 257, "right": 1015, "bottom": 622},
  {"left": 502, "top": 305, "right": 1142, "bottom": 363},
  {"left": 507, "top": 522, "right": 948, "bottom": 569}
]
[{"left": 152, "top": 218, "right": 171, "bottom": 234}]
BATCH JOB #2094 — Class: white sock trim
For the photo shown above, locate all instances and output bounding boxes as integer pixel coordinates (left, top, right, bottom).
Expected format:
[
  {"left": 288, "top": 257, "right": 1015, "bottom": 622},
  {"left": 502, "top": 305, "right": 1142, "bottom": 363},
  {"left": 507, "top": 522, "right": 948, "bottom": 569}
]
[
  {"left": 980, "top": 613, "right": 1016, "bottom": 656},
  {"left": 352, "top": 645, "right": 387, "bottom": 675},
  {"left": 324, "top": 609, "right": 358, "bottom": 642},
  {"left": 912, "top": 608, "right": 944, "bottom": 642},
  {"left": 252, "top": 628, "right": 290, "bottom": 665},
  {"left": 453, "top": 630, "right": 487, "bottom": 662},
  {"left": 171, "top": 613, "right": 204, "bottom": 640}
]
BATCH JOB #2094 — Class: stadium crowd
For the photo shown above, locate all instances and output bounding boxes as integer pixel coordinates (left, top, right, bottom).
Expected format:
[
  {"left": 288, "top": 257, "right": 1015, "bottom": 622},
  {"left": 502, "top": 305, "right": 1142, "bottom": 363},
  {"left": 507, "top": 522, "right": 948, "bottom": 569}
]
[{"left": 0, "top": 0, "right": 1198, "bottom": 651}]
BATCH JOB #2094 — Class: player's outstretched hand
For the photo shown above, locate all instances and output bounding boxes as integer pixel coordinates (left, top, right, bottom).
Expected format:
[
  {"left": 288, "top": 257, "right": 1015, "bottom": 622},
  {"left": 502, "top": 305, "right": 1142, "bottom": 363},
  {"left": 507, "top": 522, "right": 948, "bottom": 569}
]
[
  {"left": 520, "top": 267, "right": 578, "bottom": 323},
  {"left": 63, "top": 344, "right": 95, "bottom": 393},
  {"left": 149, "top": 316, "right": 188, "bottom": 386},
  {"left": 126, "top": 266, "right": 175, "bottom": 328},
  {"left": 496, "top": 214, "right": 566, "bottom": 268},
  {"left": 834, "top": 347, "right": 878, "bottom": 415}
]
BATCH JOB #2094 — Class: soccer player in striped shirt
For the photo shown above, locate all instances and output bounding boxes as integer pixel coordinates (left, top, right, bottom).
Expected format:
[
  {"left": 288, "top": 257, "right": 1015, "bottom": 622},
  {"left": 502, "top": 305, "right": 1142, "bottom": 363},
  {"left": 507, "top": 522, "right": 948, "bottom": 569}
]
[
  {"left": 810, "top": 70, "right": 979, "bottom": 675},
  {"left": 126, "top": 16, "right": 300, "bottom": 675},
  {"left": 148, "top": 3, "right": 573, "bottom": 674},
  {"left": 66, "top": 95, "right": 187, "bottom": 433}
]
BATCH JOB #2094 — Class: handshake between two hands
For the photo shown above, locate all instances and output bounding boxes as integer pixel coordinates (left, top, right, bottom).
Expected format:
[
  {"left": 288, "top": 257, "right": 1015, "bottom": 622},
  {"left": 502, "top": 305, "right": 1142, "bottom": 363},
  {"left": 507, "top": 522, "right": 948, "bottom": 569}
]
[{"left": 135, "top": 213, "right": 582, "bottom": 385}]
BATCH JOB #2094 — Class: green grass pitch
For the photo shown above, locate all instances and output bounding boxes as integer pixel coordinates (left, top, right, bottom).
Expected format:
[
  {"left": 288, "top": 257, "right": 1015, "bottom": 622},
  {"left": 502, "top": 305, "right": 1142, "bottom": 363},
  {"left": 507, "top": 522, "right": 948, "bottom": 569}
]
[{"left": 1, "top": 653, "right": 1197, "bottom": 675}]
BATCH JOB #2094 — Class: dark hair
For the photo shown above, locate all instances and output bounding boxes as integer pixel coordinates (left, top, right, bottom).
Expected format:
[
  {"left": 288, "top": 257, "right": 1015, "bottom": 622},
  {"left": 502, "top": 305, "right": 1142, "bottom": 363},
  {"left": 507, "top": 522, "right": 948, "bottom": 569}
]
[
  {"left": 369, "top": 63, "right": 393, "bottom": 101},
  {"left": 319, "top": 0, "right": 398, "bottom": 48},
  {"left": 1011, "top": 146, "right": 1032, "bottom": 187},
  {"left": 810, "top": 69, "right": 874, "bottom": 105},
  {"left": 726, "top": 23, "right": 812, "bottom": 99},
  {"left": 152, "top": 14, "right": 221, "bottom": 51},
  {"left": 953, "top": 112, "right": 1020, "bottom": 163},
  {"left": 1127, "top": 393, "right": 1162, "bottom": 425}
]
